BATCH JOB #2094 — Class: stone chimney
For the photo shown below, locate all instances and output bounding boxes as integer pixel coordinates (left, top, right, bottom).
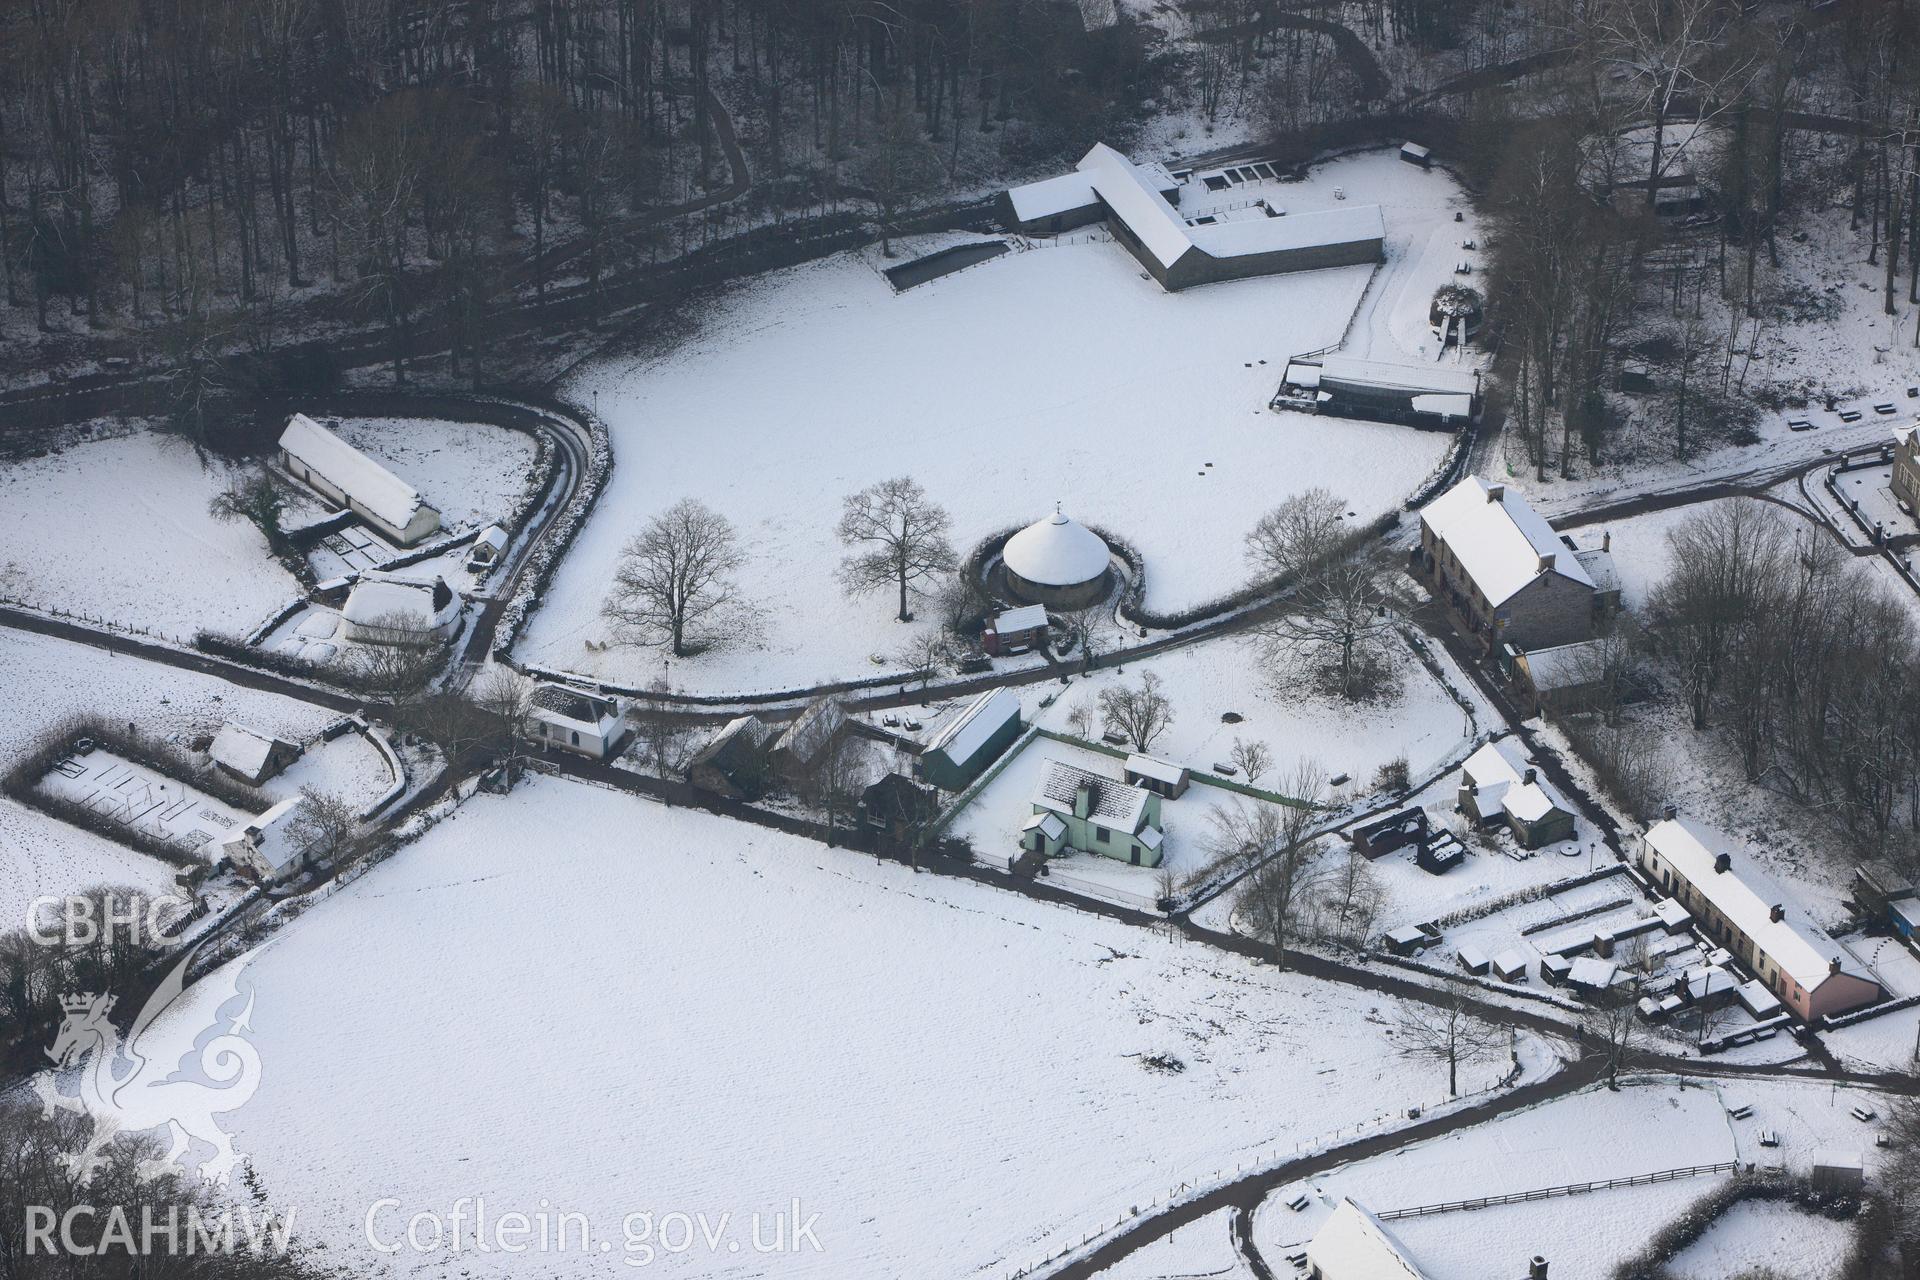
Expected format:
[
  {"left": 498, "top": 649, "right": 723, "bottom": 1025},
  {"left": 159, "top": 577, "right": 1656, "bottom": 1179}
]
[
  {"left": 1662, "top": 804, "right": 1678, "bottom": 821},
  {"left": 1602, "top": 530, "right": 1612, "bottom": 552},
  {"left": 1537, "top": 552, "right": 1555, "bottom": 574},
  {"left": 1713, "top": 852, "right": 1731, "bottom": 874},
  {"left": 1830, "top": 956, "right": 1844, "bottom": 976},
  {"left": 1523, "top": 767, "right": 1537, "bottom": 784},
  {"left": 1486, "top": 483, "right": 1506, "bottom": 503},
  {"left": 1074, "top": 782, "right": 1094, "bottom": 820},
  {"left": 1529, "top": 1258, "right": 1549, "bottom": 1280},
  {"left": 1770, "top": 904, "right": 1785, "bottom": 923}
]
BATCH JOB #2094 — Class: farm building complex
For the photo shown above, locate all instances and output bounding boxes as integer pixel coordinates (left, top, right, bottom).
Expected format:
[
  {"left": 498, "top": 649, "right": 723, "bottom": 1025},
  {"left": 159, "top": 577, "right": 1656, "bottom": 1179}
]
[{"left": 1003, "top": 144, "right": 1385, "bottom": 291}]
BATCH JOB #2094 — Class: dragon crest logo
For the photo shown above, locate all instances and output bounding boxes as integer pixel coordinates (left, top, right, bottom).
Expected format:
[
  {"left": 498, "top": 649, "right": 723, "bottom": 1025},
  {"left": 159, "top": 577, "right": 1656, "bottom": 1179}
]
[{"left": 32, "top": 947, "right": 261, "bottom": 1186}]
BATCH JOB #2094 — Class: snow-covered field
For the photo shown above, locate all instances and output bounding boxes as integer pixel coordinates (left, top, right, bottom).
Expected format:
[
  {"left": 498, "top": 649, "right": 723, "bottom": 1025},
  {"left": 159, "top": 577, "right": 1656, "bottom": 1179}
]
[
  {"left": 327, "top": 416, "right": 540, "bottom": 531},
  {"left": 0, "top": 628, "right": 381, "bottom": 933},
  {"left": 1669, "top": 1199, "right": 1854, "bottom": 1279},
  {"left": 1253, "top": 1075, "right": 1885, "bottom": 1280},
  {"left": 1095, "top": 1207, "right": 1251, "bottom": 1280},
  {"left": 524, "top": 152, "right": 1470, "bottom": 695},
  {"left": 0, "top": 430, "right": 300, "bottom": 640},
  {"left": 139, "top": 777, "right": 1530, "bottom": 1279}
]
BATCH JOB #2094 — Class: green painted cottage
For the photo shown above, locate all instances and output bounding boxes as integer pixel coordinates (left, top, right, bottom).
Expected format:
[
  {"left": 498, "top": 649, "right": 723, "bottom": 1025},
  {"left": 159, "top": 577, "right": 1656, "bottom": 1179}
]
[{"left": 1021, "top": 758, "right": 1165, "bottom": 867}]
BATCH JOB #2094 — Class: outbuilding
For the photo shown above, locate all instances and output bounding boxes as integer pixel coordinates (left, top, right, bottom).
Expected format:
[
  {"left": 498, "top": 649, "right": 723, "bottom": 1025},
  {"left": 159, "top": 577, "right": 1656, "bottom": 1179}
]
[
  {"left": 466, "top": 524, "right": 509, "bottom": 572},
  {"left": 205, "top": 796, "right": 312, "bottom": 883},
  {"left": 1125, "top": 753, "right": 1190, "bottom": 799},
  {"left": 687, "top": 715, "right": 773, "bottom": 799},
  {"left": 982, "top": 603, "right": 1050, "bottom": 656},
  {"left": 917, "top": 688, "right": 1023, "bottom": 791},
  {"left": 1399, "top": 141, "right": 1432, "bottom": 169},
  {"left": 1456, "top": 740, "right": 1575, "bottom": 849},
  {"left": 208, "top": 722, "right": 302, "bottom": 785}
]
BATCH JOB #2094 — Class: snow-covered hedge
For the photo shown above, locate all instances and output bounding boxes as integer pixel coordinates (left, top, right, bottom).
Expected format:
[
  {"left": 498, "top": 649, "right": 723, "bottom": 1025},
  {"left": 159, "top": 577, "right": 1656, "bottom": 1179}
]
[{"left": 491, "top": 409, "right": 613, "bottom": 660}]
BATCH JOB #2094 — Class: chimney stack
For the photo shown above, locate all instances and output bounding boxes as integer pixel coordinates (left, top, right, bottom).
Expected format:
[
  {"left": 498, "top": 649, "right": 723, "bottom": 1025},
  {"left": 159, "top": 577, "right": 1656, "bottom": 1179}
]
[
  {"left": 1524, "top": 767, "right": 1537, "bottom": 784},
  {"left": 1537, "top": 552, "right": 1556, "bottom": 574},
  {"left": 1830, "top": 956, "right": 1844, "bottom": 976},
  {"left": 1770, "top": 904, "right": 1785, "bottom": 923},
  {"left": 1713, "top": 852, "right": 1731, "bottom": 874},
  {"left": 1602, "top": 531, "right": 1611, "bottom": 552},
  {"left": 1529, "top": 1258, "right": 1549, "bottom": 1280},
  {"left": 1662, "top": 804, "right": 1678, "bottom": 821},
  {"left": 1486, "top": 483, "right": 1506, "bottom": 503}
]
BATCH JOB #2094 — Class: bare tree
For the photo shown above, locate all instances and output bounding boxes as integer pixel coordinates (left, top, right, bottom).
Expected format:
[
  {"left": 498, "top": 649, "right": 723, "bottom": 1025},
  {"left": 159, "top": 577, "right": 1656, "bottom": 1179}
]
[
  {"left": 341, "top": 617, "right": 443, "bottom": 700},
  {"left": 282, "top": 787, "right": 367, "bottom": 873},
  {"left": 1581, "top": 990, "right": 1639, "bottom": 1086},
  {"left": 1228, "top": 737, "right": 1272, "bottom": 785},
  {"left": 604, "top": 499, "right": 747, "bottom": 658},
  {"left": 1246, "top": 487, "right": 1349, "bottom": 586},
  {"left": 853, "top": 94, "right": 942, "bottom": 257},
  {"left": 631, "top": 680, "right": 698, "bottom": 789},
  {"left": 1392, "top": 995, "right": 1506, "bottom": 1097},
  {"left": 1064, "top": 699, "right": 1097, "bottom": 740},
  {"left": 802, "top": 731, "right": 873, "bottom": 847},
  {"left": 1098, "top": 670, "right": 1174, "bottom": 753},
  {"left": 1223, "top": 760, "right": 1327, "bottom": 968},
  {"left": 1314, "top": 848, "right": 1385, "bottom": 949},
  {"left": 1251, "top": 556, "right": 1401, "bottom": 702},
  {"left": 837, "top": 476, "right": 956, "bottom": 622}
]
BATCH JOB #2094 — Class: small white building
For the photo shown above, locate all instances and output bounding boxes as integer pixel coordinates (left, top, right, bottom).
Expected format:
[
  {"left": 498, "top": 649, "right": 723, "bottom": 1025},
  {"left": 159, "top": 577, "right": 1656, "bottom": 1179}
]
[
  {"left": 1457, "top": 739, "right": 1575, "bottom": 849},
  {"left": 278, "top": 413, "right": 441, "bottom": 546},
  {"left": 207, "top": 722, "right": 302, "bottom": 785},
  {"left": 528, "top": 685, "right": 630, "bottom": 760},
  {"left": 1305, "top": 1199, "right": 1430, "bottom": 1280},
  {"left": 205, "top": 795, "right": 311, "bottom": 882},
  {"left": 466, "top": 524, "right": 509, "bottom": 571},
  {"left": 341, "top": 572, "right": 463, "bottom": 645}
]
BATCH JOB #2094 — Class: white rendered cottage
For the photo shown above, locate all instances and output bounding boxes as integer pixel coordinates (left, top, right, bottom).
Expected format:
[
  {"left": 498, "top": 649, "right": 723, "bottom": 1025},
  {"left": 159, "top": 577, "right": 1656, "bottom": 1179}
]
[
  {"left": 528, "top": 685, "right": 630, "bottom": 760},
  {"left": 278, "top": 413, "right": 442, "bottom": 546}
]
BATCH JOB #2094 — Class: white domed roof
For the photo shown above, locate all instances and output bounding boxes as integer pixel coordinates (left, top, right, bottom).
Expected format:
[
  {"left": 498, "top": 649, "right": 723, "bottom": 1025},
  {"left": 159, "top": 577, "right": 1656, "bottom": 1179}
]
[{"left": 1003, "top": 507, "right": 1110, "bottom": 587}]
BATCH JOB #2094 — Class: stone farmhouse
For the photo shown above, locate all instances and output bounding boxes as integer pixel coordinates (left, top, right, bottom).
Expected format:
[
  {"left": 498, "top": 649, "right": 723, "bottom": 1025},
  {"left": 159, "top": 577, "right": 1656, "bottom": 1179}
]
[{"left": 1416, "top": 477, "right": 1619, "bottom": 651}]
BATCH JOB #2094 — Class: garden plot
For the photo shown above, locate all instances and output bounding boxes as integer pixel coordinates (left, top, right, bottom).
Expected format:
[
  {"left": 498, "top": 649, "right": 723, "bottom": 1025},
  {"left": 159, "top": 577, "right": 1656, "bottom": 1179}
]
[
  {"left": 0, "top": 627, "right": 356, "bottom": 932},
  {"left": 326, "top": 416, "right": 540, "bottom": 531},
  {"left": 1253, "top": 1080, "right": 1741, "bottom": 1280},
  {"left": 0, "top": 429, "right": 299, "bottom": 639},
  {"left": 36, "top": 747, "right": 250, "bottom": 861},
  {"left": 530, "top": 219, "right": 1452, "bottom": 694},
  {"left": 1030, "top": 633, "right": 1486, "bottom": 796},
  {"left": 135, "top": 778, "right": 1528, "bottom": 1280}
]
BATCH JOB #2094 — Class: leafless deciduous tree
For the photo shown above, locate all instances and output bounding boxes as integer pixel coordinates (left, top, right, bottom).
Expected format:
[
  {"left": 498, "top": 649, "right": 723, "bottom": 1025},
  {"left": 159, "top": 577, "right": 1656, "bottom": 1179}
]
[
  {"left": 1581, "top": 990, "right": 1640, "bottom": 1086},
  {"left": 1098, "top": 670, "right": 1174, "bottom": 753},
  {"left": 1311, "top": 848, "right": 1385, "bottom": 950},
  {"left": 800, "top": 731, "right": 872, "bottom": 848},
  {"left": 1223, "top": 760, "right": 1327, "bottom": 968},
  {"left": 1392, "top": 995, "right": 1506, "bottom": 1097},
  {"left": 837, "top": 476, "right": 956, "bottom": 622},
  {"left": 604, "top": 499, "right": 747, "bottom": 658},
  {"left": 1246, "top": 489, "right": 1399, "bottom": 702},
  {"left": 341, "top": 616, "right": 443, "bottom": 700},
  {"left": 283, "top": 787, "right": 367, "bottom": 873},
  {"left": 1246, "top": 487, "right": 1349, "bottom": 586},
  {"left": 1228, "top": 737, "right": 1272, "bottom": 785}
]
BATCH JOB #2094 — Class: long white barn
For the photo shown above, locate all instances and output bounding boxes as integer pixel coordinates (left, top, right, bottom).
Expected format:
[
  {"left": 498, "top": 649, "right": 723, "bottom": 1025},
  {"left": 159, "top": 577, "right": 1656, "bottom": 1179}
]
[{"left": 278, "top": 413, "right": 442, "bottom": 546}]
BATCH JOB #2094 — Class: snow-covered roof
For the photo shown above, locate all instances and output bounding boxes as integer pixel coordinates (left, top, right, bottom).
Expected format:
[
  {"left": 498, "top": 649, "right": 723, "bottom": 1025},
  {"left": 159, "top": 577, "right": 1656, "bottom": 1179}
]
[
  {"left": 1420, "top": 477, "right": 1595, "bottom": 606},
  {"left": 922, "top": 688, "right": 1021, "bottom": 767},
  {"left": 1568, "top": 957, "right": 1619, "bottom": 989},
  {"left": 1006, "top": 149, "right": 1178, "bottom": 224},
  {"left": 342, "top": 573, "right": 460, "bottom": 629},
  {"left": 774, "top": 699, "right": 848, "bottom": 763},
  {"left": 1033, "top": 759, "right": 1154, "bottom": 834},
  {"left": 1186, "top": 203, "right": 1385, "bottom": 260},
  {"left": 473, "top": 524, "right": 509, "bottom": 552},
  {"left": 208, "top": 796, "right": 309, "bottom": 878},
  {"left": 1574, "top": 546, "right": 1620, "bottom": 594},
  {"left": 279, "top": 414, "right": 430, "bottom": 532},
  {"left": 1077, "top": 143, "right": 1196, "bottom": 269},
  {"left": 1519, "top": 639, "right": 1610, "bottom": 691},
  {"left": 1400, "top": 142, "right": 1431, "bottom": 159},
  {"left": 1409, "top": 392, "right": 1474, "bottom": 419},
  {"left": 1003, "top": 507, "right": 1111, "bottom": 588},
  {"left": 530, "top": 684, "right": 624, "bottom": 736},
  {"left": 1125, "top": 754, "right": 1187, "bottom": 785},
  {"left": 1022, "top": 811, "right": 1067, "bottom": 842},
  {"left": 1315, "top": 355, "right": 1480, "bottom": 398},
  {"left": 1305, "top": 1199, "right": 1429, "bottom": 1280},
  {"left": 209, "top": 723, "right": 295, "bottom": 779},
  {"left": 1461, "top": 739, "right": 1569, "bottom": 828},
  {"left": 1645, "top": 818, "right": 1869, "bottom": 993},
  {"left": 992, "top": 604, "right": 1049, "bottom": 634}
]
